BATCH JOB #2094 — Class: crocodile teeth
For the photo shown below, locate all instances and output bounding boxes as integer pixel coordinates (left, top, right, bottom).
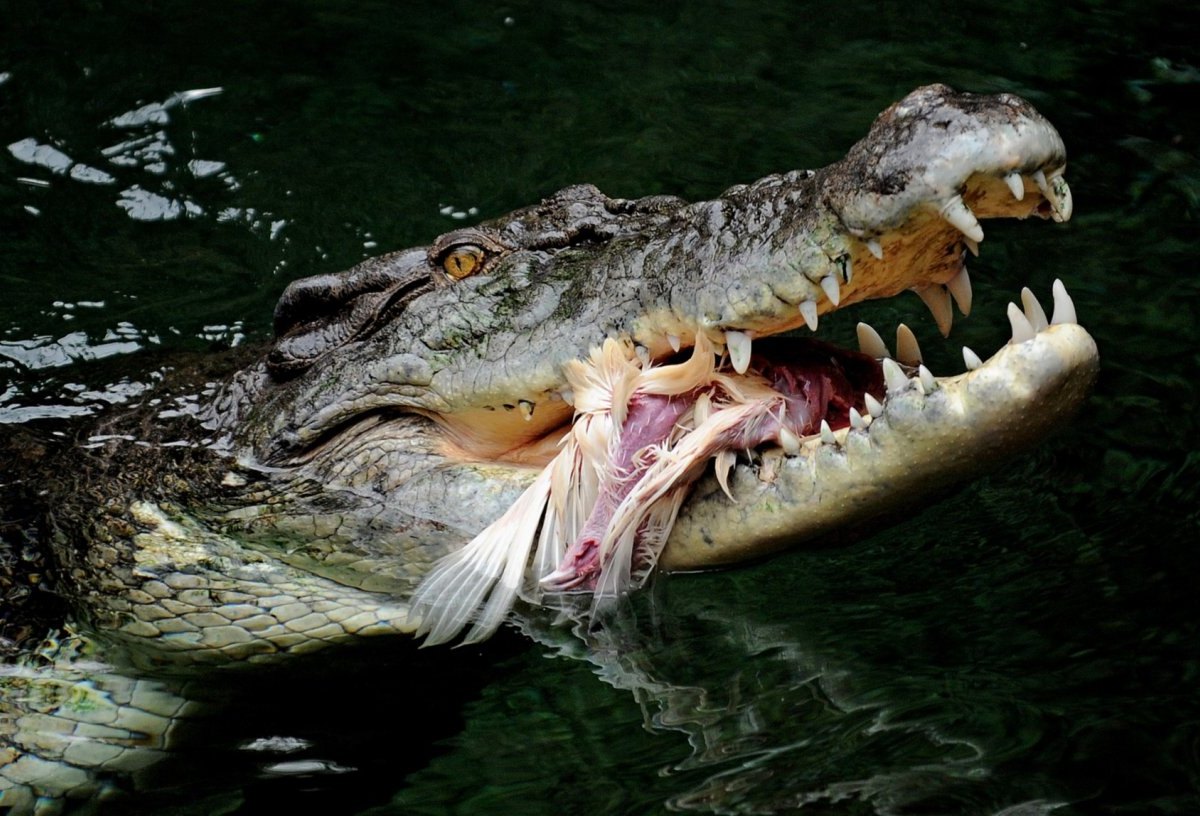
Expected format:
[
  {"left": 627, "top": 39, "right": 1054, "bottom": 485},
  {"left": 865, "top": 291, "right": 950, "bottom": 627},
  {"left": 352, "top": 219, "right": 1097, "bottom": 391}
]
[
  {"left": 963, "top": 237, "right": 980, "bottom": 257},
  {"left": 864, "top": 392, "right": 884, "bottom": 418},
  {"left": 962, "top": 346, "right": 983, "bottom": 371},
  {"left": 1035, "top": 169, "right": 1074, "bottom": 222},
  {"left": 1007, "top": 302, "right": 1036, "bottom": 343},
  {"left": 726, "top": 330, "right": 752, "bottom": 374},
  {"left": 918, "top": 364, "right": 937, "bottom": 392},
  {"left": 856, "top": 322, "right": 890, "bottom": 358},
  {"left": 1051, "top": 279, "right": 1077, "bottom": 325},
  {"left": 914, "top": 285, "right": 954, "bottom": 337},
  {"left": 799, "top": 299, "right": 819, "bottom": 331},
  {"left": 667, "top": 334, "right": 681, "bottom": 353},
  {"left": 866, "top": 238, "right": 883, "bottom": 260},
  {"left": 519, "top": 399, "right": 535, "bottom": 421},
  {"left": 819, "top": 419, "right": 837, "bottom": 445},
  {"left": 882, "top": 358, "right": 909, "bottom": 392},
  {"left": 1005, "top": 171, "right": 1026, "bottom": 201},
  {"left": 1020, "top": 287, "right": 1049, "bottom": 331},
  {"left": 1049, "top": 170, "right": 1073, "bottom": 221},
  {"left": 779, "top": 426, "right": 801, "bottom": 455},
  {"left": 895, "top": 323, "right": 922, "bottom": 366},
  {"left": 939, "top": 194, "right": 984, "bottom": 243},
  {"left": 714, "top": 449, "right": 737, "bottom": 498},
  {"left": 635, "top": 345, "right": 651, "bottom": 367},
  {"left": 947, "top": 266, "right": 973, "bottom": 316},
  {"left": 820, "top": 274, "right": 841, "bottom": 306},
  {"left": 849, "top": 407, "right": 867, "bottom": 431}
]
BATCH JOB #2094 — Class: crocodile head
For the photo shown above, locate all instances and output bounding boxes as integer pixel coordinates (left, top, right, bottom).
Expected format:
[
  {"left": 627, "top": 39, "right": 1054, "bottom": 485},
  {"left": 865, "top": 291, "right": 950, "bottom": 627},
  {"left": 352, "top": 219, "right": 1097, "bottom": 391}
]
[{"left": 218, "top": 84, "right": 1097, "bottom": 645}]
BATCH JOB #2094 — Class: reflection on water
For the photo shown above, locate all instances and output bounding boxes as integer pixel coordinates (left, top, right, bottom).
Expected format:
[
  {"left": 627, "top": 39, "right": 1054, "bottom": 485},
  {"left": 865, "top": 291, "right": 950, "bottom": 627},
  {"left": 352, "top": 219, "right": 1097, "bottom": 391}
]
[{"left": 3, "top": 0, "right": 1199, "bottom": 813}]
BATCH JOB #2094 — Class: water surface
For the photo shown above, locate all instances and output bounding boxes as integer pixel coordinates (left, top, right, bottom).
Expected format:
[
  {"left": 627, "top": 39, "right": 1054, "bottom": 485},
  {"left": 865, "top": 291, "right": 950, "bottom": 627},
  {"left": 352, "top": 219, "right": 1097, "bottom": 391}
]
[{"left": 2, "top": 1, "right": 1198, "bottom": 813}]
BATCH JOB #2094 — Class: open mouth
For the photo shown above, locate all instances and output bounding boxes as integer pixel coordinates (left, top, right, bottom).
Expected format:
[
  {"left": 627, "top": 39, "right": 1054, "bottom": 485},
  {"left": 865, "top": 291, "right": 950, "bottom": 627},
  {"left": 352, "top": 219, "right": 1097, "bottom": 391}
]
[{"left": 401, "top": 88, "right": 1098, "bottom": 646}]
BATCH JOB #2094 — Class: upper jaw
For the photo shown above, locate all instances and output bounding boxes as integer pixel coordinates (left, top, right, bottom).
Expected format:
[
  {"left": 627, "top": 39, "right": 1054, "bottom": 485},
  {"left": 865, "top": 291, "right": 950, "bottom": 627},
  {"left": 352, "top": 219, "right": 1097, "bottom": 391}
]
[
  {"left": 262, "top": 86, "right": 1076, "bottom": 459},
  {"left": 827, "top": 84, "right": 1070, "bottom": 239}
]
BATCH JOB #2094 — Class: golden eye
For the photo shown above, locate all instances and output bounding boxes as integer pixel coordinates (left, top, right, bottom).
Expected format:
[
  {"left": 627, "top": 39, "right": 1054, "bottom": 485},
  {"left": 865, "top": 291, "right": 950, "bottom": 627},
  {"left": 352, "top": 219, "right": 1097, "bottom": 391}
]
[{"left": 442, "top": 244, "right": 485, "bottom": 280}]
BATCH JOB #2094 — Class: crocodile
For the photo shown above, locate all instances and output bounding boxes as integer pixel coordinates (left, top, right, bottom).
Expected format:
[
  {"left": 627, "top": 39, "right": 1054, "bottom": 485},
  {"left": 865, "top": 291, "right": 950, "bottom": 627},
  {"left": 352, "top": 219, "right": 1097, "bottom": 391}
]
[{"left": 1, "top": 84, "right": 1098, "bottom": 807}]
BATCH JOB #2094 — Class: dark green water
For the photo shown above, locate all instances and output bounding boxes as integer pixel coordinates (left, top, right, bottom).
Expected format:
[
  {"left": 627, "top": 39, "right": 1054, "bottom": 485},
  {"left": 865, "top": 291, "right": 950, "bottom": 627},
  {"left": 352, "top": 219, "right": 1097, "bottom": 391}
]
[{"left": 2, "top": 1, "right": 1198, "bottom": 813}]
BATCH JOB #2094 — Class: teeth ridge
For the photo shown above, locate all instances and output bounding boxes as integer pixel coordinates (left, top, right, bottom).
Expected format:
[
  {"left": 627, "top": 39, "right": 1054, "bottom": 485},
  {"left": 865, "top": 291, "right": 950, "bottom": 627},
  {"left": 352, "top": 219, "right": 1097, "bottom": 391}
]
[
  {"left": 895, "top": 323, "right": 922, "bottom": 366},
  {"left": 1020, "top": 287, "right": 1049, "bottom": 332},
  {"left": 820, "top": 275, "right": 841, "bottom": 306},
  {"left": 1048, "top": 170, "right": 1073, "bottom": 221},
  {"left": 779, "top": 426, "right": 801, "bottom": 455},
  {"left": 918, "top": 364, "right": 936, "bottom": 392},
  {"left": 962, "top": 346, "right": 983, "bottom": 371},
  {"left": 799, "top": 300, "right": 819, "bottom": 332},
  {"left": 864, "top": 392, "right": 884, "bottom": 418},
  {"left": 914, "top": 285, "right": 954, "bottom": 337},
  {"left": 856, "top": 322, "right": 890, "bottom": 358},
  {"left": 819, "top": 419, "right": 837, "bottom": 445},
  {"left": 1007, "top": 302, "right": 1036, "bottom": 344},
  {"left": 947, "top": 267, "right": 973, "bottom": 316},
  {"left": 1005, "top": 172, "right": 1026, "bottom": 201},
  {"left": 1051, "top": 279, "right": 1077, "bottom": 325},
  {"left": 726, "top": 330, "right": 752, "bottom": 375},
  {"left": 882, "top": 358, "right": 909, "bottom": 392},
  {"left": 939, "top": 194, "right": 985, "bottom": 243},
  {"left": 849, "top": 407, "right": 867, "bottom": 431}
]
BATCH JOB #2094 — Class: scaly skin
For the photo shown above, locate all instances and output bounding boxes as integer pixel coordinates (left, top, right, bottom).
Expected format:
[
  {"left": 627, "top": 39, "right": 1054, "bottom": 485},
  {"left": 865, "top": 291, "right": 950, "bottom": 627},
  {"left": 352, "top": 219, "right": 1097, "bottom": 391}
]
[
  {"left": 17, "top": 84, "right": 1091, "bottom": 656},
  {"left": 2, "top": 85, "right": 1097, "bottom": 811}
]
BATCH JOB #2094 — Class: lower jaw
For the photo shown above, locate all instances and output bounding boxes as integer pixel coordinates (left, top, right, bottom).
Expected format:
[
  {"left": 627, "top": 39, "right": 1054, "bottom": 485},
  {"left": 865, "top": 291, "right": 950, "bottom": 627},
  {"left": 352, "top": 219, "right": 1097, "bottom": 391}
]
[{"left": 658, "top": 310, "right": 1099, "bottom": 570}]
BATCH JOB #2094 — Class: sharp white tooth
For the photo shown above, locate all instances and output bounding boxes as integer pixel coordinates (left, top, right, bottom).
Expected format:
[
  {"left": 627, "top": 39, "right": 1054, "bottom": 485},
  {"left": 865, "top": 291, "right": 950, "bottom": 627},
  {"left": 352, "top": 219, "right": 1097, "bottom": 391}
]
[
  {"left": 799, "top": 299, "right": 819, "bottom": 331},
  {"left": 1020, "top": 287, "right": 1049, "bottom": 331},
  {"left": 635, "top": 344, "right": 651, "bottom": 367},
  {"left": 714, "top": 449, "right": 737, "bottom": 498},
  {"left": 1034, "top": 168, "right": 1071, "bottom": 221},
  {"left": 667, "top": 334, "right": 681, "bottom": 353},
  {"left": 849, "top": 407, "right": 867, "bottom": 431},
  {"left": 519, "top": 399, "right": 535, "bottom": 421},
  {"left": 726, "top": 330, "right": 752, "bottom": 374},
  {"left": 918, "top": 364, "right": 937, "bottom": 392},
  {"left": 820, "top": 419, "right": 837, "bottom": 445},
  {"left": 820, "top": 275, "right": 841, "bottom": 306},
  {"left": 1007, "top": 302, "right": 1036, "bottom": 344},
  {"left": 882, "top": 358, "right": 909, "bottom": 392},
  {"left": 856, "top": 322, "right": 890, "bottom": 358},
  {"left": 914, "top": 285, "right": 954, "bottom": 337},
  {"left": 1034, "top": 169, "right": 1049, "bottom": 195},
  {"left": 866, "top": 238, "right": 883, "bottom": 260},
  {"left": 1005, "top": 172, "right": 1026, "bottom": 201},
  {"left": 939, "top": 194, "right": 984, "bottom": 243},
  {"left": 779, "top": 426, "right": 801, "bottom": 455},
  {"left": 1051, "top": 279, "right": 1077, "bottom": 325},
  {"left": 962, "top": 346, "right": 983, "bottom": 371},
  {"left": 1047, "top": 169, "right": 1073, "bottom": 222},
  {"left": 964, "top": 237, "right": 980, "bottom": 257},
  {"left": 947, "top": 266, "right": 973, "bottom": 316},
  {"left": 895, "top": 323, "right": 923, "bottom": 366},
  {"left": 864, "top": 392, "right": 884, "bottom": 418}
]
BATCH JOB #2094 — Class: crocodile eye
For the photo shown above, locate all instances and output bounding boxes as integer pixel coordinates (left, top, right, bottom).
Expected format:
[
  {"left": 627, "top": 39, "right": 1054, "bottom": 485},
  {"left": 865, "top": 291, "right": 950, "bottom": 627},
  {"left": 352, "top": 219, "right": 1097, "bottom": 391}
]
[{"left": 442, "top": 245, "right": 485, "bottom": 280}]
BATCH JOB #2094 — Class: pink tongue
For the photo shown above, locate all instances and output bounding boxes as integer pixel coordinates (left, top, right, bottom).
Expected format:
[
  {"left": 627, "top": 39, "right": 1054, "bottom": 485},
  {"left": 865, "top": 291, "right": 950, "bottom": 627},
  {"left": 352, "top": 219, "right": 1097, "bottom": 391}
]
[{"left": 545, "top": 352, "right": 859, "bottom": 592}]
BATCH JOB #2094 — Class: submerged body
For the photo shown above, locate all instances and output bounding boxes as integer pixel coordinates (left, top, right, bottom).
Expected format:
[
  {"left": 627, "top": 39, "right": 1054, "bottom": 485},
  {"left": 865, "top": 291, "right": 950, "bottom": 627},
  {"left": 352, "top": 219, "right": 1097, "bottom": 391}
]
[{"left": 2, "top": 84, "right": 1097, "bottom": 807}]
